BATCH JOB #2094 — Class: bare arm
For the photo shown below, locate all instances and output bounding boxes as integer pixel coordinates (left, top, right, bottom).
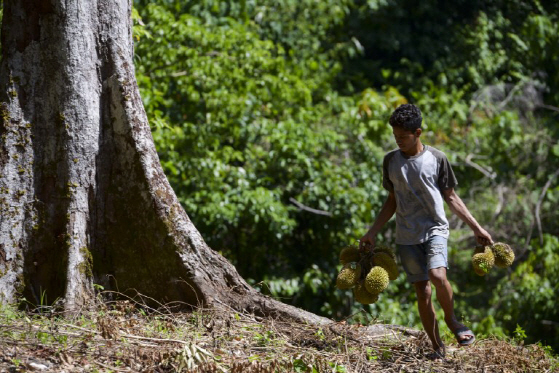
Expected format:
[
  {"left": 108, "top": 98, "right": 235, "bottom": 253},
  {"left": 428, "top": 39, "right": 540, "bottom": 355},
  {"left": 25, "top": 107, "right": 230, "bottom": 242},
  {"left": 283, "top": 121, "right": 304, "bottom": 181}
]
[
  {"left": 359, "top": 191, "right": 397, "bottom": 251},
  {"left": 442, "top": 188, "right": 493, "bottom": 245}
]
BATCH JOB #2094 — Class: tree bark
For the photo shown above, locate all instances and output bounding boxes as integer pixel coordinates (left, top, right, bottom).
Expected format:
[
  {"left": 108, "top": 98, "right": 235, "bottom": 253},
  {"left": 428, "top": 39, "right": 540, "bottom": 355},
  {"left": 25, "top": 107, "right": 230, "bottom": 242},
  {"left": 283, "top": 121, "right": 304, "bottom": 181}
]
[{"left": 0, "top": 0, "right": 330, "bottom": 325}]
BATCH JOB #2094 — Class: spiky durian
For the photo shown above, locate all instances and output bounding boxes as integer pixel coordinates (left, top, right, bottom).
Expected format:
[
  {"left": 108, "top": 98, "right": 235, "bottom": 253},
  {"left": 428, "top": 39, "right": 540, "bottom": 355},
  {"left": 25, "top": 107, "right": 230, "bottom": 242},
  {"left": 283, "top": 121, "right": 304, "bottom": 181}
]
[
  {"left": 353, "top": 281, "right": 379, "bottom": 305},
  {"left": 336, "top": 262, "right": 361, "bottom": 290},
  {"left": 473, "top": 266, "right": 487, "bottom": 276},
  {"left": 364, "top": 266, "right": 389, "bottom": 295},
  {"left": 373, "top": 245, "right": 397, "bottom": 261},
  {"left": 339, "top": 245, "right": 360, "bottom": 265},
  {"left": 472, "top": 246, "right": 495, "bottom": 276},
  {"left": 474, "top": 245, "right": 489, "bottom": 255},
  {"left": 372, "top": 252, "right": 399, "bottom": 280},
  {"left": 491, "top": 242, "right": 515, "bottom": 268}
]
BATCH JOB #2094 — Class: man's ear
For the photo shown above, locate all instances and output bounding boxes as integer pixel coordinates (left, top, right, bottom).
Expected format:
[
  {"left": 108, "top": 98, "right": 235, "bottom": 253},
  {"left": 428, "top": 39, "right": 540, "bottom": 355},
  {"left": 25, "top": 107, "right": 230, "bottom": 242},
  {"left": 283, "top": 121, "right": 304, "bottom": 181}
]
[{"left": 415, "top": 128, "right": 422, "bottom": 137}]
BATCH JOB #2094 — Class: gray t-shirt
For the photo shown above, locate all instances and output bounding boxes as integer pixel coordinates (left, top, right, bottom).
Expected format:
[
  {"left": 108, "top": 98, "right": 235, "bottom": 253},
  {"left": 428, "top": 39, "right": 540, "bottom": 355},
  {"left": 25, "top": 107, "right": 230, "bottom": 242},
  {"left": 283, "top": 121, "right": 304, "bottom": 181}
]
[{"left": 383, "top": 145, "right": 457, "bottom": 245}]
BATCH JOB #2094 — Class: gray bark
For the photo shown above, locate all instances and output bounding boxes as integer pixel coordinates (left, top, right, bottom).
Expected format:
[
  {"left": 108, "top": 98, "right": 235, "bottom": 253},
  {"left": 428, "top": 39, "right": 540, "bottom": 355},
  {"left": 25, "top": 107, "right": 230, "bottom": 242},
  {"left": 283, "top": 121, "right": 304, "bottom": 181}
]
[{"left": 0, "top": 0, "right": 330, "bottom": 325}]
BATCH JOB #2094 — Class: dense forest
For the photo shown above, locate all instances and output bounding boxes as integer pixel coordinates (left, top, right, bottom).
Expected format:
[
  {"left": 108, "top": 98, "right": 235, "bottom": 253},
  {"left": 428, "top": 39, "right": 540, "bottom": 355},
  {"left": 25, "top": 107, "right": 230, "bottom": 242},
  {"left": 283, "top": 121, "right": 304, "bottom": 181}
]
[
  {"left": 3, "top": 0, "right": 558, "bottom": 352},
  {"left": 130, "top": 0, "right": 558, "bottom": 351}
]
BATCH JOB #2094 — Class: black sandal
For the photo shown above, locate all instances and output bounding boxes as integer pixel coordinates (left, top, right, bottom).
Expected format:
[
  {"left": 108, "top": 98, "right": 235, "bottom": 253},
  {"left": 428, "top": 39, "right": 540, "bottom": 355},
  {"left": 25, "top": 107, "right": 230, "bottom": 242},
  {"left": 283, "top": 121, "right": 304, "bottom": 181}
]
[
  {"left": 426, "top": 347, "right": 446, "bottom": 360},
  {"left": 454, "top": 326, "right": 476, "bottom": 346}
]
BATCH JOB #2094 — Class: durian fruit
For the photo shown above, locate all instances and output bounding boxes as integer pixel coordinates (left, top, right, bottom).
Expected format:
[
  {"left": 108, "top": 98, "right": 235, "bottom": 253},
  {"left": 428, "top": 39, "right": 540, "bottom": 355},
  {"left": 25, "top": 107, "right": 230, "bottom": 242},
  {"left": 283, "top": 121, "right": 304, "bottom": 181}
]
[
  {"left": 472, "top": 246, "right": 495, "bottom": 276},
  {"left": 474, "top": 245, "right": 487, "bottom": 255},
  {"left": 339, "top": 245, "right": 360, "bottom": 265},
  {"left": 336, "top": 262, "right": 361, "bottom": 290},
  {"left": 353, "top": 280, "right": 379, "bottom": 304},
  {"left": 372, "top": 252, "right": 399, "bottom": 280},
  {"left": 364, "top": 266, "right": 389, "bottom": 295},
  {"left": 373, "top": 245, "right": 397, "bottom": 261},
  {"left": 491, "top": 242, "right": 515, "bottom": 268}
]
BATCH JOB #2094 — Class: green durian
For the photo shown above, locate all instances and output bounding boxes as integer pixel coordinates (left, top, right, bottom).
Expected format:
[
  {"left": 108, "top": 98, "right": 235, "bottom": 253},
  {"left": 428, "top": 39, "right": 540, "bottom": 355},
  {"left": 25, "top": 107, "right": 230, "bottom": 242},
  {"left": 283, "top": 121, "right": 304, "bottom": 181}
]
[
  {"left": 473, "top": 266, "right": 487, "bottom": 276},
  {"left": 472, "top": 246, "right": 495, "bottom": 276},
  {"left": 474, "top": 245, "right": 489, "bottom": 255},
  {"left": 364, "top": 266, "right": 389, "bottom": 295},
  {"left": 373, "top": 245, "right": 397, "bottom": 261},
  {"left": 491, "top": 242, "right": 515, "bottom": 268},
  {"left": 353, "top": 280, "right": 379, "bottom": 305},
  {"left": 339, "top": 245, "right": 360, "bottom": 265},
  {"left": 336, "top": 262, "right": 361, "bottom": 290},
  {"left": 372, "top": 252, "right": 399, "bottom": 280}
]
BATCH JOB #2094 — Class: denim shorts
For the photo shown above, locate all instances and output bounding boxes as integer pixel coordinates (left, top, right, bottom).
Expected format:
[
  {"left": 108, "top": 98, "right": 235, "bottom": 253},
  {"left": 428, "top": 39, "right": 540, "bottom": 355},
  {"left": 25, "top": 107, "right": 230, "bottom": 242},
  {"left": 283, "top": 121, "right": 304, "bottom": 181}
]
[{"left": 397, "top": 235, "right": 448, "bottom": 283}]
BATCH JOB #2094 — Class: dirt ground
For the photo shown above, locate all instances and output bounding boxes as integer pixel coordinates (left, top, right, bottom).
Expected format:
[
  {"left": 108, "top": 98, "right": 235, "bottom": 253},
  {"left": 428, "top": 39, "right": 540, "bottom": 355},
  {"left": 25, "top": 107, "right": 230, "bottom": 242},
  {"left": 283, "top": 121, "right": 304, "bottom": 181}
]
[{"left": 1, "top": 301, "right": 557, "bottom": 372}]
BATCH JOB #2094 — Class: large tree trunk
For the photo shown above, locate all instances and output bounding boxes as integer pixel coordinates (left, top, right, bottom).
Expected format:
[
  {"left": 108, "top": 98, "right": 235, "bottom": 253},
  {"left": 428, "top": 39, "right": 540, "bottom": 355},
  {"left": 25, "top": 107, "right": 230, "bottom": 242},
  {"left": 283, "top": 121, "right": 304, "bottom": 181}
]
[{"left": 0, "top": 0, "right": 329, "bottom": 325}]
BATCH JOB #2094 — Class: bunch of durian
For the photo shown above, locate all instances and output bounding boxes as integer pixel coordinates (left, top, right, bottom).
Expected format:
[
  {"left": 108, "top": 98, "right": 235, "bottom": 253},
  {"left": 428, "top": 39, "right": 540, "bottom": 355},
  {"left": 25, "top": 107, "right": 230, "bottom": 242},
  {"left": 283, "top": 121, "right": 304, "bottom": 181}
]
[
  {"left": 336, "top": 243, "right": 398, "bottom": 305},
  {"left": 471, "top": 242, "right": 515, "bottom": 276}
]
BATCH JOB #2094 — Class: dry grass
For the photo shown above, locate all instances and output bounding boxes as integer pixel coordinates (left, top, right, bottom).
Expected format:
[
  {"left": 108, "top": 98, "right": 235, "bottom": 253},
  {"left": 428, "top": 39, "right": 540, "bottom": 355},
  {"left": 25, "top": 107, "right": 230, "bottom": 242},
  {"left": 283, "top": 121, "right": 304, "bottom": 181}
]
[{"left": 0, "top": 298, "right": 557, "bottom": 373}]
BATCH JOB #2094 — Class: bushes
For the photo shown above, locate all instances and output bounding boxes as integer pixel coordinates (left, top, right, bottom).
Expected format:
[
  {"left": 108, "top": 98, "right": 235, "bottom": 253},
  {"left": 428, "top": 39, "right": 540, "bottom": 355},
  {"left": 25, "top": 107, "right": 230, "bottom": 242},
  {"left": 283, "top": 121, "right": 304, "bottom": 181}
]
[{"left": 132, "top": 0, "right": 559, "bottom": 351}]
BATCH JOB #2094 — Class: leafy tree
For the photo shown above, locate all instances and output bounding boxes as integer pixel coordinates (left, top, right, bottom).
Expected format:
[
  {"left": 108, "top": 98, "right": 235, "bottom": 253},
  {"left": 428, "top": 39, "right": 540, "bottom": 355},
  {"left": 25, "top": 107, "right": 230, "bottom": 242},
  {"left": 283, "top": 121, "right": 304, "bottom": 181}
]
[
  {"left": 0, "top": 0, "right": 337, "bottom": 327},
  {"left": 492, "top": 235, "right": 559, "bottom": 349},
  {"left": 133, "top": 3, "right": 402, "bottom": 290},
  {"left": 131, "top": 0, "right": 559, "bottom": 350}
]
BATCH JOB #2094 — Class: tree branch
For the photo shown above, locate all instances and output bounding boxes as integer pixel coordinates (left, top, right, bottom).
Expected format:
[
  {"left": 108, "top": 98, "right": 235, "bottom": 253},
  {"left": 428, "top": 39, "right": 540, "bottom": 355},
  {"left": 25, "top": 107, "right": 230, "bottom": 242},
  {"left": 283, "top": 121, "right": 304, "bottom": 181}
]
[
  {"left": 462, "top": 154, "right": 497, "bottom": 179},
  {"left": 534, "top": 168, "right": 559, "bottom": 246},
  {"left": 491, "top": 184, "right": 505, "bottom": 223},
  {"left": 538, "top": 103, "right": 559, "bottom": 113},
  {"left": 289, "top": 197, "right": 333, "bottom": 217}
]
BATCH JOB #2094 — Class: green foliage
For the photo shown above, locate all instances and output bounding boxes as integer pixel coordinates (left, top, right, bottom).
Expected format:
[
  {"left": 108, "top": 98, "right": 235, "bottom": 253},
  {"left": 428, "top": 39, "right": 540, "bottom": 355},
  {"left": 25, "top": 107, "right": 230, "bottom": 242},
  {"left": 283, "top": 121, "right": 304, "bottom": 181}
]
[
  {"left": 133, "top": 2, "right": 400, "bottom": 284},
  {"left": 341, "top": 0, "right": 559, "bottom": 105},
  {"left": 493, "top": 235, "right": 559, "bottom": 350},
  {"left": 0, "top": 0, "right": 555, "bottom": 357},
  {"left": 132, "top": 0, "right": 559, "bottom": 352},
  {"left": 514, "top": 324, "right": 528, "bottom": 344}
]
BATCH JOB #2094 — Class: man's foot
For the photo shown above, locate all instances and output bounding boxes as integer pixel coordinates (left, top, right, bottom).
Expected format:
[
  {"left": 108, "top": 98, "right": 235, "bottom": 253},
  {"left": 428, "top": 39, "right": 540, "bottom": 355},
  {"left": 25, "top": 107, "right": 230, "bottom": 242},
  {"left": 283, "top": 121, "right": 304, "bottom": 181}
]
[
  {"left": 446, "top": 319, "right": 476, "bottom": 346},
  {"left": 452, "top": 326, "right": 475, "bottom": 346},
  {"left": 426, "top": 347, "right": 446, "bottom": 360}
]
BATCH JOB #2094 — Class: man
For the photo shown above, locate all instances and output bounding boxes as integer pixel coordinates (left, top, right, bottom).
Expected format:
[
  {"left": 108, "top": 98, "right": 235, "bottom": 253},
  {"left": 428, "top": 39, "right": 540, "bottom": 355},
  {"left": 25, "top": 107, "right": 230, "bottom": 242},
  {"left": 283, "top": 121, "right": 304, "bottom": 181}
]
[{"left": 360, "top": 103, "right": 493, "bottom": 359}]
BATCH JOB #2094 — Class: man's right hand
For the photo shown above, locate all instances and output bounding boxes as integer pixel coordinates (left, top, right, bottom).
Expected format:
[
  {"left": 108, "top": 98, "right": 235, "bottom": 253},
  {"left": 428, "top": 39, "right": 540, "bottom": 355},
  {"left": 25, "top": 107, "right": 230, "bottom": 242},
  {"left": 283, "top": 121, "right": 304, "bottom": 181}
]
[{"left": 359, "top": 233, "right": 376, "bottom": 253}]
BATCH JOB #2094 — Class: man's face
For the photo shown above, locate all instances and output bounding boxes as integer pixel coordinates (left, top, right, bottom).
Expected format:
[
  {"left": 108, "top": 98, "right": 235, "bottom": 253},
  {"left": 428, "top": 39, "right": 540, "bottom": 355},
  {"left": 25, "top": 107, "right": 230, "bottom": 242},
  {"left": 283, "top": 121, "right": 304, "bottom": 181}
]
[{"left": 392, "top": 126, "right": 421, "bottom": 154}]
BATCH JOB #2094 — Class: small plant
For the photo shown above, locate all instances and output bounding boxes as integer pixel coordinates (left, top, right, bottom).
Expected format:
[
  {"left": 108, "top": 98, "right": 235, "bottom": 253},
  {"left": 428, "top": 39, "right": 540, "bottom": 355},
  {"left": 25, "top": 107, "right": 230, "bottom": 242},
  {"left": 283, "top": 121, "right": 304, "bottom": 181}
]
[
  {"left": 315, "top": 328, "right": 325, "bottom": 341},
  {"left": 248, "top": 355, "right": 260, "bottom": 362},
  {"left": 514, "top": 324, "right": 527, "bottom": 344},
  {"left": 254, "top": 330, "right": 275, "bottom": 346},
  {"left": 328, "top": 362, "right": 347, "bottom": 372},
  {"left": 366, "top": 347, "right": 379, "bottom": 361},
  {"left": 11, "top": 358, "right": 22, "bottom": 368},
  {"left": 293, "top": 358, "right": 314, "bottom": 373},
  {"left": 38, "top": 287, "right": 48, "bottom": 314},
  {"left": 380, "top": 348, "right": 393, "bottom": 360},
  {"left": 36, "top": 331, "right": 50, "bottom": 344}
]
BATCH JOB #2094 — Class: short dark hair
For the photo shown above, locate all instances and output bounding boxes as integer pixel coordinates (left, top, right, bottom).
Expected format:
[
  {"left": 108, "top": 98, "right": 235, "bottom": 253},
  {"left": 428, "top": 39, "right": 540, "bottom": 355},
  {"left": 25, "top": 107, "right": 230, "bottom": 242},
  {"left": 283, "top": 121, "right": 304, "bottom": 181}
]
[{"left": 389, "top": 104, "right": 422, "bottom": 132}]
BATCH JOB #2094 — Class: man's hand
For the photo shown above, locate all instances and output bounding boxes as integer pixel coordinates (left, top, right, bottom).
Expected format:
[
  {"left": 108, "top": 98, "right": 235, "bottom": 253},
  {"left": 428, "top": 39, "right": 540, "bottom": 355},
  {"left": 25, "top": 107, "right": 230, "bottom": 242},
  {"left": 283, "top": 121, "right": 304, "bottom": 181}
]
[
  {"left": 359, "top": 232, "right": 376, "bottom": 253},
  {"left": 474, "top": 227, "right": 493, "bottom": 246},
  {"left": 359, "top": 192, "right": 396, "bottom": 253}
]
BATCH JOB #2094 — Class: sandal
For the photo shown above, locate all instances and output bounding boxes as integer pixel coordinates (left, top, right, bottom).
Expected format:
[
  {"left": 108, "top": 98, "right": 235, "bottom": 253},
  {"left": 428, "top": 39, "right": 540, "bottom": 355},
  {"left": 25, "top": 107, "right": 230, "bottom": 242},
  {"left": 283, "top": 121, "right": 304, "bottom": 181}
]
[
  {"left": 454, "top": 326, "right": 475, "bottom": 346},
  {"left": 426, "top": 348, "right": 446, "bottom": 360}
]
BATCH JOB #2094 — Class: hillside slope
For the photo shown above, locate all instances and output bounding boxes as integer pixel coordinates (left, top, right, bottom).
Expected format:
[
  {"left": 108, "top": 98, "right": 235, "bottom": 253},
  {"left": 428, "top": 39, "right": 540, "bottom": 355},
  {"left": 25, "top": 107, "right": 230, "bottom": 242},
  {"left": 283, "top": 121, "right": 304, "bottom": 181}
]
[{"left": 1, "top": 301, "right": 557, "bottom": 372}]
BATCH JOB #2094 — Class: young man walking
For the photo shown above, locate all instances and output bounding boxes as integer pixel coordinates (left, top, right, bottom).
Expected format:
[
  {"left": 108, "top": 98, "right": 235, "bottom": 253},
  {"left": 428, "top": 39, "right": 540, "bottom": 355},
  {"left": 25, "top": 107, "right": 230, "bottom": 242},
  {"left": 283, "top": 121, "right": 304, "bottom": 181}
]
[{"left": 360, "top": 104, "right": 493, "bottom": 358}]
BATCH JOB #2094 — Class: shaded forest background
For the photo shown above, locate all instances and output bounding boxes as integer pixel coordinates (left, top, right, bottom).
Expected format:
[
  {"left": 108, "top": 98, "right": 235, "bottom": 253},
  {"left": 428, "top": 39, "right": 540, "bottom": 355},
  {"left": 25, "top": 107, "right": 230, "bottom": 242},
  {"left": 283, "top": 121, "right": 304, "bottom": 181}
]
[{"left": 3, "top": 0, "right": 559, "bottom": 352}]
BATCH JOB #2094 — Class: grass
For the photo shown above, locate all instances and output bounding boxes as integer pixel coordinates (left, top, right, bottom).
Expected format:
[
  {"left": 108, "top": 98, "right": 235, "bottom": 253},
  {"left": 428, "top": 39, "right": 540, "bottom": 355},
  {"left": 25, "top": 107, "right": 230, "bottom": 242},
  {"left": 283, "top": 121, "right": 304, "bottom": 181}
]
[{"left": 0, "top": 296, "right": 557, "bottom": 373}]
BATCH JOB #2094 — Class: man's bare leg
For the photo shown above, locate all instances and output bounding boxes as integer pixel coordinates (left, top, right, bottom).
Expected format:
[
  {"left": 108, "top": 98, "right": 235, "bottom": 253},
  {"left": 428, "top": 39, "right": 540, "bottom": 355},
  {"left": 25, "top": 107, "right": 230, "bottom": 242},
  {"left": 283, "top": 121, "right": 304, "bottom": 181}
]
[
  {"left": 414, "top": 280, "right": 445, "bottom": 355},
  {"left": 429, "top": 267, "right": 474, "bottom": 343}
]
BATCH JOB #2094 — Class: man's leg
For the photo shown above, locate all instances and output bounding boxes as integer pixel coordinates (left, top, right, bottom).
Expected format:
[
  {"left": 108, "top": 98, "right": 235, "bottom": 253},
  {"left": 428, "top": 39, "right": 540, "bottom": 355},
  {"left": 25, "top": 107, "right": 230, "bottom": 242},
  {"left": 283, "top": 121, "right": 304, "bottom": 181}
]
[
  {"left": 429, "top": 267, "right": 474, "bottom": 343},
  {"left": 414, "top": 279, "right": 444, "bottom": 353}
]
